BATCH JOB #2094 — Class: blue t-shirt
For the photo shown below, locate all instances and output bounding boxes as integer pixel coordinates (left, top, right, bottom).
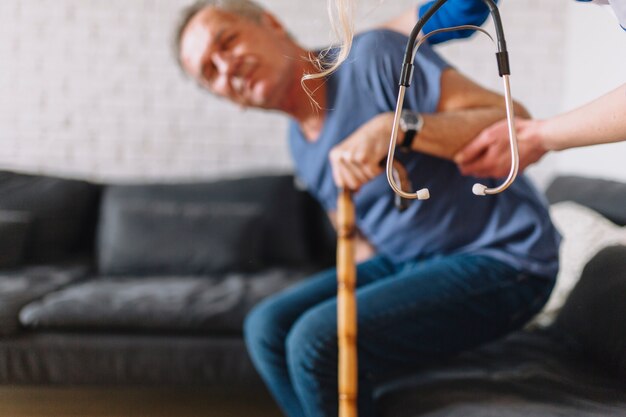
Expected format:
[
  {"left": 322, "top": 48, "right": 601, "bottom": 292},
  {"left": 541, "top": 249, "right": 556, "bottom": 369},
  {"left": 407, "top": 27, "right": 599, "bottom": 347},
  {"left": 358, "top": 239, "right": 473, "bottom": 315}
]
[{"left": 288, "top": 30, "right": 561, "bottom": 279}]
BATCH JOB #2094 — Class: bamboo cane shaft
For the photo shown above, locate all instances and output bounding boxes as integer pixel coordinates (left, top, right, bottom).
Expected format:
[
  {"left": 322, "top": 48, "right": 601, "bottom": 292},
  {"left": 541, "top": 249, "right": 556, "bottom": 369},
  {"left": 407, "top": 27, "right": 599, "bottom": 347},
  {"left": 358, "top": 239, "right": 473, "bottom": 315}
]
[{"left": 337, "top": 188, "right": 357, "bottom": 417}]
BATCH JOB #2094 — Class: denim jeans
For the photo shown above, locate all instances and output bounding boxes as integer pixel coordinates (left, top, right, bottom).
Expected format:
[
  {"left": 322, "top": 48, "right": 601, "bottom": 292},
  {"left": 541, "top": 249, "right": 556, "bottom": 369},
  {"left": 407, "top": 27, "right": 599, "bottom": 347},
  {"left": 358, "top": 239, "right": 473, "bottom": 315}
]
[{"left": 244, "top": 254, "right": 555, "bottom": 417}]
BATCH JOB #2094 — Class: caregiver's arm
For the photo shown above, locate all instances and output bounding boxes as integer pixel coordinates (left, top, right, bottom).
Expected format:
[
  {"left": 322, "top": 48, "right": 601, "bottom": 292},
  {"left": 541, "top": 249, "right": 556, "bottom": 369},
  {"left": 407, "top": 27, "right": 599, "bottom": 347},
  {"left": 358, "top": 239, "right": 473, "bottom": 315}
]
[
  {"left": 456, "top": 83, "right": 626, "bottom": 177},
  {"left": 539, "top": 84, "right": 626, "bottom": 149}
]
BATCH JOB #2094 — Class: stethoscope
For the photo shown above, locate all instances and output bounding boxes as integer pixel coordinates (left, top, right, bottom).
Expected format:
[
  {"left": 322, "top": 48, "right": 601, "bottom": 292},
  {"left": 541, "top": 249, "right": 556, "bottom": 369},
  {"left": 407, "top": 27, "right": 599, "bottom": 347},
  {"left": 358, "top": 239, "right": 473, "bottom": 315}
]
[{"left": 386, "top": 0, "right": 519, "bottom": 200}]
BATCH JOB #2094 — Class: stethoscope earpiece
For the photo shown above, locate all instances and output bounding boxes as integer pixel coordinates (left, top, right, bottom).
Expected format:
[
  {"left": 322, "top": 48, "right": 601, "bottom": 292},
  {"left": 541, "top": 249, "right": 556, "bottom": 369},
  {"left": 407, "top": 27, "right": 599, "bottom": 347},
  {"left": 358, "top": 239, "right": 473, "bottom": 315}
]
[
  {"left": 472, "top": 183, "right": 488, "bottom": 196},
  {"left": 416, "top": 188, "right": 430, "bottom": 200}
]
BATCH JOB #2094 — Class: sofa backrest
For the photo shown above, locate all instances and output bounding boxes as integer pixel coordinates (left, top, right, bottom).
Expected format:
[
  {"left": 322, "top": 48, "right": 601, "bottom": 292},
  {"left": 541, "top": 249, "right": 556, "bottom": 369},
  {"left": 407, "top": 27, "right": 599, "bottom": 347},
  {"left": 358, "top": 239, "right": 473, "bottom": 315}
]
[
  {"left": 546, "top": 175, "right": 626, "bottom": 378},
  {"left": 97, "top": 174, "right": 336, "bottom": 276},
  {"left": 0, "top": 171, "right": 101, "bottom": 264},
  {"left": 546, "top": 175, "right": 626, "bottom": 226},
  {"left": 554, "top": 245, "right": 626, "bottom": 379}
]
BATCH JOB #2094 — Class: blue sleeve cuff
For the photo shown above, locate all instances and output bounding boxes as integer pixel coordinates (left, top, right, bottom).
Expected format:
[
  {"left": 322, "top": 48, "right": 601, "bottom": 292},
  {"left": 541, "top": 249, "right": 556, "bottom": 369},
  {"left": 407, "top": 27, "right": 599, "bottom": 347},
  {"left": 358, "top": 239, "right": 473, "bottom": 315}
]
[{"left": 418, "top": 0, "right": 496, "bottom": 45}]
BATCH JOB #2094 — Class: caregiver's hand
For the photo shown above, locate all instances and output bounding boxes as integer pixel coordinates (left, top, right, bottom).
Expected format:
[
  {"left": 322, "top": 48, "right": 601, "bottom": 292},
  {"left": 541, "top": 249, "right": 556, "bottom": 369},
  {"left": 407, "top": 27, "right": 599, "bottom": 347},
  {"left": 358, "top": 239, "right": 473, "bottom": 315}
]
[
  {"left": 455, "top": 117, "right": 549, "bottom": 178},
  {"left": 329, "top": 112, "right": 395, "bottom": 191}
]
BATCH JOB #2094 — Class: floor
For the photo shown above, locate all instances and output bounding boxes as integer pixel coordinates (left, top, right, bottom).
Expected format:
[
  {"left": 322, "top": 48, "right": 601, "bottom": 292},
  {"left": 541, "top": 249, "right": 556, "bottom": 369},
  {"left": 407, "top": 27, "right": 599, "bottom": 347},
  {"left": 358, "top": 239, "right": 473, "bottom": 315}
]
[{"left": 0, "top": 386, "right": 283, "bottom": 417}]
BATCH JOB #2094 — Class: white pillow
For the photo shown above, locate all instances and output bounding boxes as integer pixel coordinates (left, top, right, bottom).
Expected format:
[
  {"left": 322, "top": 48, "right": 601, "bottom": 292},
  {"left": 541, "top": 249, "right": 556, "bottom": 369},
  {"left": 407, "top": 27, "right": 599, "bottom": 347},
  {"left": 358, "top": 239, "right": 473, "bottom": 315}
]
[{"left": 530, "top": 202, "right": 626, "bottom": 327}]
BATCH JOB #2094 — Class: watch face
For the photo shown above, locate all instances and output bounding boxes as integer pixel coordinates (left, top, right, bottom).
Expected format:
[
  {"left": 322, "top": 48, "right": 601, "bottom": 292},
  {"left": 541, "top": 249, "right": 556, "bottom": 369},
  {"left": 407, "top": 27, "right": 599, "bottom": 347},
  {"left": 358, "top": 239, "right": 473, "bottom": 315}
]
[
  {"left": 399, "top": 117, "right": 408, "bottom": 132},
  {"left": 401, "top": 110, "right": 420, "bottom": 131}
]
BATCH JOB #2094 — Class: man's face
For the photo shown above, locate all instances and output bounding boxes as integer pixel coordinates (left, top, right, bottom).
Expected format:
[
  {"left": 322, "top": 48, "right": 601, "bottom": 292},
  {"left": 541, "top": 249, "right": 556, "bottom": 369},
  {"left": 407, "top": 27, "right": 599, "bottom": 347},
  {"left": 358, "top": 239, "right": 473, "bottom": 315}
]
[{"left": 179, "top": 7, "right": 295, "bottom": 109}]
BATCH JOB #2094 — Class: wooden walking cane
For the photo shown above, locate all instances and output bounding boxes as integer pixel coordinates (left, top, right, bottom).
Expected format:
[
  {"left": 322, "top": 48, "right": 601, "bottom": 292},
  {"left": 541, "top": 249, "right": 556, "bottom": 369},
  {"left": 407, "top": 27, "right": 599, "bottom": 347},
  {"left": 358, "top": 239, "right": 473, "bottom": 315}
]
[
  {"left": 337, "top": 188, "right": 357, "bottom": 417},
  {"left": 335, "top": 163, "right": 410, "bottom": 417}
]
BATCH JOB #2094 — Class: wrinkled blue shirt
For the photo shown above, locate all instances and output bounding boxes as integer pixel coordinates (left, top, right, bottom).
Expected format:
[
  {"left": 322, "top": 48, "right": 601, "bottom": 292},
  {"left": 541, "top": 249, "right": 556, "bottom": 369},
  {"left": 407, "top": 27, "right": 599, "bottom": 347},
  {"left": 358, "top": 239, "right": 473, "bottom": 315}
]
[{"left": 288, "top": 30, "right": 560, "bottom": 278}]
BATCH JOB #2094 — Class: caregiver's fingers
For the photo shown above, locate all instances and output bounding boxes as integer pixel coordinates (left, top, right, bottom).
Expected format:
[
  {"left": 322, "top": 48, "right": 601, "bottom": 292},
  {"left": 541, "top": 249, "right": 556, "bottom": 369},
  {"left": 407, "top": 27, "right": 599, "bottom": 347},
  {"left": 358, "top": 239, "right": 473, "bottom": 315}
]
[{"left": 454, "top": 123, "right": 502, "bottom": 166}]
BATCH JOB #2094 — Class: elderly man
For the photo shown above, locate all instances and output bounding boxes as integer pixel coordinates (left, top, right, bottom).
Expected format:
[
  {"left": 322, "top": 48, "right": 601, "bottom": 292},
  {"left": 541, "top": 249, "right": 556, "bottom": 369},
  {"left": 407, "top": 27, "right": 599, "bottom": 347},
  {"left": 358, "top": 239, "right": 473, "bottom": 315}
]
[{"left": 176, "top": 2, "right": 560, "bottom": 417}]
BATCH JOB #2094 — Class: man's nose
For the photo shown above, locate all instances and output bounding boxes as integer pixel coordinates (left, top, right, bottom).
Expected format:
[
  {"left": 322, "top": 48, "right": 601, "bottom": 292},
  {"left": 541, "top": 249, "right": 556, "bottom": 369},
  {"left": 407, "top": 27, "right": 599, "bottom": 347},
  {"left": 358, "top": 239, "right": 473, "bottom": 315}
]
[
  {"left": 212, "top": 52, "right": 234, "bottom": 76},
  {"left": 210, "top": 52, "right": 242, "bottom": 96}
]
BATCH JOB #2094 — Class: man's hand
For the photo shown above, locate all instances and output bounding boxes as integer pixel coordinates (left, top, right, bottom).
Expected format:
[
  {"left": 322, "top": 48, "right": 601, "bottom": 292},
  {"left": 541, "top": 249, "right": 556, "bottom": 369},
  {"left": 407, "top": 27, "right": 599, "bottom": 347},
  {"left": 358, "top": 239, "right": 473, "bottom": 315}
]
[
  {"left": 329, "top": 112, "right": 395, "bottom": 191},
  {"left": 455, "top": 118, "right": 549, "bottom": 178}
]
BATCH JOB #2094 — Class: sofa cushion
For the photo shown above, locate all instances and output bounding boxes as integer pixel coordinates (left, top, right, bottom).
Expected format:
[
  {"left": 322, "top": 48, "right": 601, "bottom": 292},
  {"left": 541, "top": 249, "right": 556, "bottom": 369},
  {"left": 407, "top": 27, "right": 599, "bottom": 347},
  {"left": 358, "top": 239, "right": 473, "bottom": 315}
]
[
  {"left": 377, "top": 330, "right": 626, "bottom": 417},
  {"left": 0, "top": 264, "right": 89, "bottom": 336},
  {"left": 19, "top": 269, "right": 311, "bottom": 334},
  {"left": 546, "top": 175, "right": 626, "bottom": 226},
  {"left": 97, "top": 175, "right": 320, "bottom": 274},
  {"left": 530, "top": 202, "right": 626, "bottom": 327},
  {"left": 0, "top": 171, "right": 101, "bottom": 262},
  {"left": 554, "top": 245, "right": 626, "bottom": 379},
  {"left": 0, "top": 333, "right": 262, "bottom": 386},
  {"left": 98, "top": 198, "right": 265, "bottom": 275},
  {"left": 0, "top": 211, "right": 31, "bottom": 268}
]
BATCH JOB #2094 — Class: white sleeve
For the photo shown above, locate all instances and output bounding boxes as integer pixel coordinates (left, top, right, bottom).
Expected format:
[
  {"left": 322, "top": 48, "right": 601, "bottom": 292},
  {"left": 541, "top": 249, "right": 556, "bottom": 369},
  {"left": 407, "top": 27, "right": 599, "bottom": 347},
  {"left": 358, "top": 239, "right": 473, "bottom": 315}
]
[{"left": 608, "top": 0, "right": 626, "bottom": 29}]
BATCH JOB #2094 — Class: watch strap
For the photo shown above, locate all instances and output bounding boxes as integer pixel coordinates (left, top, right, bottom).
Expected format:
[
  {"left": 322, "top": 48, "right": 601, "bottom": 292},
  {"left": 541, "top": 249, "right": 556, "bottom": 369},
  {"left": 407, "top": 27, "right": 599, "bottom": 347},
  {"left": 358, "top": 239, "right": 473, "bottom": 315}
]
[
  {"left": 400, "top": 129, "right": 417, "bottom": 151},
  {"left": 399, "top": 110, "right": 423, "bottom": 151}
]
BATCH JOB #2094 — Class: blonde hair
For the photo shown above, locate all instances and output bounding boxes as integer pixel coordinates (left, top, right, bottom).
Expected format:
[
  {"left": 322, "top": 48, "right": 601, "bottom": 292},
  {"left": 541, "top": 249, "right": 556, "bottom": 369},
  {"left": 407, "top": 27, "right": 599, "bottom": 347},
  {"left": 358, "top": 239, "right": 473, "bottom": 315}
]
[{"left": 302, "top": 0, "right": 355, "bottom": 84}]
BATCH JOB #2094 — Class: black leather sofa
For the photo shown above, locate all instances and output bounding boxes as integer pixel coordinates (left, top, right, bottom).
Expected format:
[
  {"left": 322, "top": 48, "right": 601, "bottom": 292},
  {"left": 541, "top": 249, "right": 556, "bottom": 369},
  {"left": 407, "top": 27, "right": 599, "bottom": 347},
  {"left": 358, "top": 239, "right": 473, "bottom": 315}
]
[
  {"left": 0, "top": 170, "right": 624, "bottom": 416},
  {"left": 0, "top": 171, "right": 336, "bottom": 386},
  {"left": 377, "top": 175, "right": 626, "bottom": 417}
]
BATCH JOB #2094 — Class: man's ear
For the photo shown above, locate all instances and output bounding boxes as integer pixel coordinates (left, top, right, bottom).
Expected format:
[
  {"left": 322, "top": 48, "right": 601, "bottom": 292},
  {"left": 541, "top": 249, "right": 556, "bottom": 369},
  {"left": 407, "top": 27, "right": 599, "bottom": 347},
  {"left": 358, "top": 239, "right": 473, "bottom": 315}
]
[{"left": 261, "top": 11, "right": 287, "bottom": 36}]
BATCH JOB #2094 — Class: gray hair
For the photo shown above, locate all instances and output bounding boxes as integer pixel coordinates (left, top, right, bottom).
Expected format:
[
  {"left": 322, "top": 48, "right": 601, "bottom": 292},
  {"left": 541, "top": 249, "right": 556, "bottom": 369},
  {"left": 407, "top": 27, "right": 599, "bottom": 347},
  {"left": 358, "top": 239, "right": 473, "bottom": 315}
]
[{"left": 174, "top": 0, "right": 265, "bottom": 68}]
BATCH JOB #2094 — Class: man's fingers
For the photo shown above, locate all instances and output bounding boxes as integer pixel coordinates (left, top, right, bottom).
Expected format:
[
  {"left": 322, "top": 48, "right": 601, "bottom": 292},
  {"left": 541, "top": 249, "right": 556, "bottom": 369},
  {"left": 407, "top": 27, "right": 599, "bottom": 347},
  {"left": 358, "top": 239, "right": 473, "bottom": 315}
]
[
  {"left": 334, "top": 160, "right": 362, "bottom": 191},
  {"left": 363, "top": 164, "right": 382, "bottom": 180},
  {"left": 330, "top": 148, "right": 381, "bottom": 191},
  {"left": 346, "top": 166, "right": 370, "bottom": 187},
  {"left": 339, "top": 170, "right": 359, "bottom": 191}
]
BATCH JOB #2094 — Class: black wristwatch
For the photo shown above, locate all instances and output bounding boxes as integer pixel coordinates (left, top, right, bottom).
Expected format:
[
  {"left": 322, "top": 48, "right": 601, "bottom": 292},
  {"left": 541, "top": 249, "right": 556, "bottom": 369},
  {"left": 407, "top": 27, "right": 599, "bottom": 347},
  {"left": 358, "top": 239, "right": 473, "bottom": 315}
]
[{"left": 398, "top": 110, "right": 424, "bottom": 152}]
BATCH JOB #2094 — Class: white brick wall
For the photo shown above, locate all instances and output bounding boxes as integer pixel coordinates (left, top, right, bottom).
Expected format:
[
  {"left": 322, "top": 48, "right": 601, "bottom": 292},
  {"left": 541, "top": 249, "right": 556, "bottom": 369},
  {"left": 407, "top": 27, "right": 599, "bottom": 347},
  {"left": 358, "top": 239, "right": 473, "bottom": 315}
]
[{"left": 0, "top": 0, "right": 567, "bottom": 183}]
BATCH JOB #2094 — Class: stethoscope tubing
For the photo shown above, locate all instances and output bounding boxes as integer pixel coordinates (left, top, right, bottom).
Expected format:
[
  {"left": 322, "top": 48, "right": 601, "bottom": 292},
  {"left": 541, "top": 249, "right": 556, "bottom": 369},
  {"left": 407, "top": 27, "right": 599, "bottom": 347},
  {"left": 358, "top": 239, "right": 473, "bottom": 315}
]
[{"left": 387, "top": 17, "right": 520, "bottom": 199}]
